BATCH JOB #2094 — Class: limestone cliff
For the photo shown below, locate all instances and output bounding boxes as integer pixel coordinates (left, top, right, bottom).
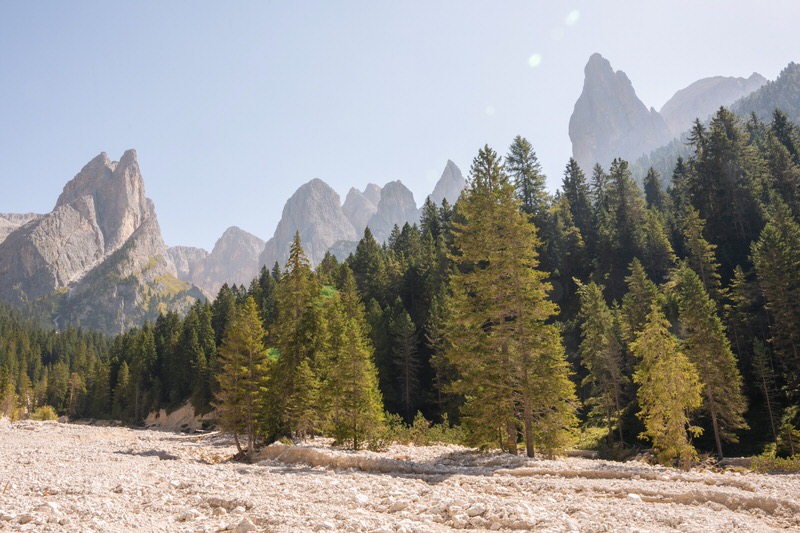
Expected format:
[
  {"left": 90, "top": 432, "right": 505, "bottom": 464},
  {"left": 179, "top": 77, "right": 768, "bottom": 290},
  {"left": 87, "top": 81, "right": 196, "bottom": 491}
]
[
  {"left": 569, "top": 53, "right": 672, "bottom": 172},
  {"left": 259, "top": 179, "right": 357, "bottom": 269}
]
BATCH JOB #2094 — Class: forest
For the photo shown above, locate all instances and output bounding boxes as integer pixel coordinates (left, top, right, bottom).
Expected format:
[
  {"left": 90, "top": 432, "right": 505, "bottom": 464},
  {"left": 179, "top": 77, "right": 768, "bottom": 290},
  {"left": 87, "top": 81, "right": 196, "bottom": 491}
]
[{"left": 2, "top": 106, "right": 800, "bottom": 466}]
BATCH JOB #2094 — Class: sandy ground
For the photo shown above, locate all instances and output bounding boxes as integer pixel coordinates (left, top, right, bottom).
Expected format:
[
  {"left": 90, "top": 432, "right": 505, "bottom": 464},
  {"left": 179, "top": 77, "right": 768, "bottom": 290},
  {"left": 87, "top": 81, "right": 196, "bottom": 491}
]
[{"left": 0, "top": 419, "right": 798, "bottom": 532}]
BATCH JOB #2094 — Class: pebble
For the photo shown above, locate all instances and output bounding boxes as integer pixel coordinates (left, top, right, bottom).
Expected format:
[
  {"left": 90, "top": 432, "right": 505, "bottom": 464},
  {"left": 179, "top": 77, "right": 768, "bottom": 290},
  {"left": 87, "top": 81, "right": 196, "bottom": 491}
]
[
  {"left": 627, "top": 493, "right": 643, "bottom": 502},
  {"left": 234, "top": 517, "right": 257, "bottom": 532},
  {"left": 388, "top": 500, "right": 408, "bottom": 512}
]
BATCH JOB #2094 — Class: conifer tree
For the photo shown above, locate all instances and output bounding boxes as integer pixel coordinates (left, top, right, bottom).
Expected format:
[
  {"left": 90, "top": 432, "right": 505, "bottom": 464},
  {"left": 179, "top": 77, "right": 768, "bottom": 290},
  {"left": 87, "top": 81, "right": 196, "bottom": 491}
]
[
  {"left": 620, "top": 259, "right": 659, "bottom": 347},
  {"left": 561, "top": 158, "right": 595, "bottom": 251},
  {"left": 321, "top": 267, "right": 384, "bottom": 449},
  {"left": 389, "top": 300, "right": 420, "bottom": 421},
  {"left": 505, "top": 135, "right": 549, "bottom": 226},
  {"left": 669, "top": 264, "right": 748, "bottom": 459},
  {"left": 751, "top": 200, "right": 800, "bottom": 391},
  {"left": 643, "top": 167, "right": 665, "bottom": 211},
  {"left": 270, "top": 232, "right": 324, "bottom": 438},
  {"left": 577, "top": 281, "right": 626, "bottom": 444},
  {"left": 632, "top": 302, "right": 703, "bottom": 467},
  {"left": 215, "top": 296, "right": 269, "bottom": 458},
  {"left": 683, "top": 207, "right": 723, "bottom": 302},
  {"left": 445, "top": 145, "right": 577, "bottom": 457}
]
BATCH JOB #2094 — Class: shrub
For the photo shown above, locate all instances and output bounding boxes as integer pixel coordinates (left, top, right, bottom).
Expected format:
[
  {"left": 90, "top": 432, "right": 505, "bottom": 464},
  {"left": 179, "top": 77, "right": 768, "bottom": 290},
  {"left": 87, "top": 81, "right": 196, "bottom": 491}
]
[{"left": 31, "top": 405, "right": 58, "bottom": 421}]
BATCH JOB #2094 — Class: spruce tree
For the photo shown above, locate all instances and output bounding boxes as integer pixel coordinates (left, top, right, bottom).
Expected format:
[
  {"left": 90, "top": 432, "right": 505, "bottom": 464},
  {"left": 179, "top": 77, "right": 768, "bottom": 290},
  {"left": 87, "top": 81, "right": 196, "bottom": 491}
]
[
  {"left": 683, "top": 207, "right": 723, "bottom": 302},
  {"left": 632, "top": 302, "right": 703, "bottom": 467},
  {"left": 669, "top": 264, "right": 748, "bottom": 459},
  {"left": 506, "top": 135, "right": 549, "bottom": 227},
  {"left": 270, "top": 232, "right": 323, "bottom": 438},
  {"left": 643, "top": 167, "right": 665, "bottom": 211},
  {"left": 389, "top": 300, "right": 420, "bottom": 421},
  {"left": 445, "top": 145, "right": 577, "bottom": 457},
  {"left": 320, "top": 267, "right": 385, "bottom": 449},
  {"left": 751, "top": 200, "right": 800, "bottom": 392},
  {"left": 215, "top": 297, "right": 269, "bottom": 458},
  {"left": 577, "top": 281, "right": 626, "bottom": 444}
]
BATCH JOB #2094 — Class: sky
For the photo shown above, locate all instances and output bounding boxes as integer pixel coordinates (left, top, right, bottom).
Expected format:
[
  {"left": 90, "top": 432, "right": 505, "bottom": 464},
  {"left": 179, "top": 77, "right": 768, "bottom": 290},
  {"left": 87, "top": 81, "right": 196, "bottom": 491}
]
[{"left": 1, "top": 1, "right": 798, "bottom": 250}]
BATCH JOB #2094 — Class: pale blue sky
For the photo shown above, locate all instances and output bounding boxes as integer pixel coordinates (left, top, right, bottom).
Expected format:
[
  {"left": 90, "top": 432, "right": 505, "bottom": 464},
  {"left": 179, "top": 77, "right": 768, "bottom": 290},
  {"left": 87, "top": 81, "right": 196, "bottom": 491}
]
[{"left": 1, "top": 1, "right": 797, "bottom": 250}]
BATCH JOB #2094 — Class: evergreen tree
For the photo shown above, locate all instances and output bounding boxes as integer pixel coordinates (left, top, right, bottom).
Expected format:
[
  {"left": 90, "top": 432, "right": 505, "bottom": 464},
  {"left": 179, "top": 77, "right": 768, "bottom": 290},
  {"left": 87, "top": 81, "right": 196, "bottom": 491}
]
[
  {"left": 389, "top": 300, "right": 420, "bottom": 421},
  {"left": 215, "top": 296, "right": 269, "bottom": 458},
  {"left": 445, "top": 145, "right": 577, "bottom": 457},
  {"left": 506, "top": 135, "right": 549, "bottom": 226},
  {"left": 577, "top": 281, "right": 626, "bottom": 444},
  {"left": 270, "top": 232, "right": 323, "bottom": 438},
  {"left": 561, "top": 158, "right": 595, "bottom": 251},
  {"left": 751, "top": 200, "right": 800, "bottom": 392},
  {"left": 643, "top": 167, "right": 665, "bottom": 211},
  {"left": 619, "top": 259, "right": 659, "bottom": 347},
  {"left": 683, "top": 207, "right": 723, "bottom": 302},
  {"left": 632, "top": 302, "right": 703, "bottom": 467},
  {"left": 321, "top": 267, "right": 385, "bottom": 449},
  {"left": 669, "top": 264, "right": 748, "bottom": 459}
]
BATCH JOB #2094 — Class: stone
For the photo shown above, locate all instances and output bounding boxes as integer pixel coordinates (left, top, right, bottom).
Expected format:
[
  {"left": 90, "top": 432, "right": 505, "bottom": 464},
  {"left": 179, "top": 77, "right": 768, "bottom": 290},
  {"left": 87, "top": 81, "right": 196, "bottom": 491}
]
[
  {"left": 234, "top": 517, "right": 257, "bottom": 532},
  {"left": 0, "top": 213, "right": 41, "bottom": 244},
  {"left": 569, "top": 53, "right": 672, "bottom": 173},
  {"left": 259, "top": 178, "right": 357, "bottom": 269},
  {"left": 366, "top": 180, "right": 419, "bottom": 244},
  {"left": 427, "top": 160, "right": 466, "bottom": 208},
  {"left": 179, "top": 226, "right": 265, "bottom": 296},
  {"left": 342, "top": 187, "right": 378, "bottom": 237},
  {"left": 0, "top": 150, "right": 203, "bottom": 334}
]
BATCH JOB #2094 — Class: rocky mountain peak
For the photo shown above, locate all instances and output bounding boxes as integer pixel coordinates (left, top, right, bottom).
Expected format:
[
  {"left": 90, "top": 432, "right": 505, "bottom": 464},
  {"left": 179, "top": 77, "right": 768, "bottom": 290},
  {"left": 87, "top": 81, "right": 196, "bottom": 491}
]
[
  {"left": 259, "top": 178, "right": 357, "bottom": 269},
  {"left": 56, "top": 149, "right": 149, "bottom": 253},
  {"left": 367, "top": 180, "right": 419, "bottom": 244},
  {"left": 342, "top": 187, "right": 378, "bottom": 236},
  {"left": 428, "top": 160, "right": 466, "bottom": 206},
  {"left": 659, "top": 73, "right": 767, "bottom": 136},
  {"left": 569, "top": 53, "right": 672, "bottom": 173}
]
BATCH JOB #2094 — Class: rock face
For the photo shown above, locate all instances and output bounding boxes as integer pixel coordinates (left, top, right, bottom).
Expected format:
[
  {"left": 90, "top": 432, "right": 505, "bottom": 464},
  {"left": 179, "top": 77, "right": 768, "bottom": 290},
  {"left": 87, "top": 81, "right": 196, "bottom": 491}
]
[
  {"left": 569, "top": 53, "right": 672, "bottom": 173},
  {"left": 428, "top": 160, "right": 466, "bottom": 207},
  {"left": 0, "top": 150, "right": 200, "bottom": 334},
  {"left": 367, "top": 180, "right": 420, "bottom": 244},
  {"left": 660, "top": 73, "right": 766, "bottom": 136},
  {"left": 197, "top": 227, "right": 265, "bottom": 295},
  {"left": 342, "top": 187, "right": 378, "bottom": 237},
  {"left": 168, "top": 246, "right": 209, "bottom": 285},
  {"left": 0, "top": 213, "right": 41, "bottom": 244},
  {"left": 259, "top": 179, "right": 357, "bottom": 269}
]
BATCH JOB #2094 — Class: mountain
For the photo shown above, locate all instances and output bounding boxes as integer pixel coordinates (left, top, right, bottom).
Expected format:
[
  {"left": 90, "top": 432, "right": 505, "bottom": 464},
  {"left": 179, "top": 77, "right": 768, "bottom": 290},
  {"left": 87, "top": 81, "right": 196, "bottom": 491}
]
[
  {"left": 259, "top": 178, "right": 357, "bottom": 269},
  {"left": 732, "top": 62, "right": 800, "bottom": 123},
  {"left": 0, "top": 213, "right": 41, "bottom": 244},
  {"left": 569, "top": 53, "right": 672, "bottom": 173},
  {"left": 427, "top": 159, "right": 466, "bottom": 207},
  {"left": 168, "top": 246, "right": 209, "bottom": 286},
  {"left": 366, "top": 180, "right": 420, "bottom": 244},
  {"left": 632, "top": 62, "right": 796, "bottom": 184},
  {"left": 0, "top": 150, "right": 201, "bottom": 334},
  {"left": 193, "top": 226, "right": 265, "bottom": 295},
  {"left": 342, "top": 187, "right": 378, "bottom": 237},
  {"left": 660, "top": 73, "right": 766, "bottom": 136}
]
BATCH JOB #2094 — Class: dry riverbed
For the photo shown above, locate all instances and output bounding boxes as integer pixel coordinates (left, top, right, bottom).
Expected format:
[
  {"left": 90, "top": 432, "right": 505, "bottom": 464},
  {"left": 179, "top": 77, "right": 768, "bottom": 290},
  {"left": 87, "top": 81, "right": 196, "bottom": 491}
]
[{"left": 0, "top": 418, "right": 798, "bottom": 532}]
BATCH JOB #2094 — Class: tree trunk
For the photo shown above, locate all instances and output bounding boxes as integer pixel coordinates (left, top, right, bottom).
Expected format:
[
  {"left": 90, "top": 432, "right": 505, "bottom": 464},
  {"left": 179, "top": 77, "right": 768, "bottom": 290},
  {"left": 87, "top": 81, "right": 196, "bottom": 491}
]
[{"left": 506, "top": 419, "right": 517, "bottom": 455}]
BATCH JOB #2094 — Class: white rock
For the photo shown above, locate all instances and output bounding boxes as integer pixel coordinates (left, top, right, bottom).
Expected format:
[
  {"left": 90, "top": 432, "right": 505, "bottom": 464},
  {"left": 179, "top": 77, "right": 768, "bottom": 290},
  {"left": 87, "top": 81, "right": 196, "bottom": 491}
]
[
  {"left": 627, "top": 493, "right": 643, "bottom": 502},
  {"left": 466, "top": 503, "right": 486, "bottom": 517},
  {"left": 234, "top": 517, "right": 257, "bottom": 532},
  {"left": 231, "top": 506, "right": 246, "bottom": 514},
  {"left": 314, "top": 521, "right": 336, "bottom": 531},
  {"left": 354, "top": 493, "right": 369, "bottom": 505},
  {"left": 490, "top": 522, "right": 502, "bottom": 531},
  {"left": 388, "top": 500, "right": 408, "bottom": 513}
]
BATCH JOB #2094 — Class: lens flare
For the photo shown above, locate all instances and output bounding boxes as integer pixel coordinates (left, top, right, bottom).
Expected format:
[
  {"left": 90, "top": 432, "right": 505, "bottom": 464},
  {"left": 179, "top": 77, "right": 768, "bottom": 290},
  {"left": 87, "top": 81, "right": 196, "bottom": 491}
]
[
  {"left": 528, "top": 54, "right": 542, "bottom": 68},
  {"left": 565, "top": 9, "right": 580, "bottom": 26}
]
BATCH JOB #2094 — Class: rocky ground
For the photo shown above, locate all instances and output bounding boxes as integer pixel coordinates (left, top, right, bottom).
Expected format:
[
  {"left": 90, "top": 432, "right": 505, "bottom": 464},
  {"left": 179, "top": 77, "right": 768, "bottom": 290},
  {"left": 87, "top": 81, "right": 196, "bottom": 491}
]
[{"left": 0, "top": 418, "right": 798, "bottom": 532}]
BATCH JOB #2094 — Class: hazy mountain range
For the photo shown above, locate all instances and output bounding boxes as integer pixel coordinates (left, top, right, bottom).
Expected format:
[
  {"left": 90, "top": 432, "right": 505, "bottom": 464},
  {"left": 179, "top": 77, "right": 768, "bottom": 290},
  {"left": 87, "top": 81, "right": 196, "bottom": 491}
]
[{"left": 0, "top": 53, "right": 794, "bottom": 334}]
